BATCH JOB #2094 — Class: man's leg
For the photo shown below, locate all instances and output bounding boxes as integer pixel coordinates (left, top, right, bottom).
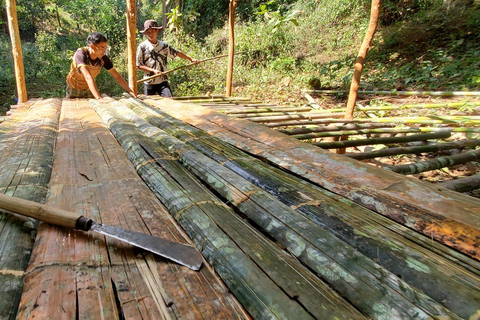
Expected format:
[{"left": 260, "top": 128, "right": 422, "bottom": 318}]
[{"left": 159, "top": 82, "right": 173, "bottom": 97}]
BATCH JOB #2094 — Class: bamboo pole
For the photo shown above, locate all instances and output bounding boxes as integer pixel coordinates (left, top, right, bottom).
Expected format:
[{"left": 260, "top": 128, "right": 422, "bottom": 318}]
[
  {"left": 278, "top": 123, "right": 394, "bottom": 135},
  {"left": 314, "top": 132, "right": 451, "bottom": 149},
  {"left": 124, "top": 97, "right": 480, "bottom": 318},
  {"left": 345, "top": 139, "right": 480, "bottom": 160},
  {"left": 344, "top": 0, "right": 380, "bottom": 120},
  {"left": 317, "top": 101, "right": 479, "bottom": 113},
  {"left": 226, "top": 0, "right": 237, "bottom": 97},
  {"left": 440, "top": 174, "right": 480, "bottom": 193},
  {"left": 305, "top": 89, "right": 480, "bottom": 96},
  {"left": 126, "top": 0, "right": 137, "bottom": 95},
  {"left": 291, "top": 127, "right": 422, "bottom": 140},
  {"left": 386, "top": 148, "right": 480, "bottom": 175},
  {"left": 5, "top": 0, "right": 27, "bottom": 103},
  {"left": 138, "top": 54, "right": 231, "bottom": 84}
]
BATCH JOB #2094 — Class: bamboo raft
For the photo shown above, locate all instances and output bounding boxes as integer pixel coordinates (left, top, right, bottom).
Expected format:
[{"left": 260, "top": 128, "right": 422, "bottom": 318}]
[{"left": 1, "top": 96, "right": 480, "bottom": 319}]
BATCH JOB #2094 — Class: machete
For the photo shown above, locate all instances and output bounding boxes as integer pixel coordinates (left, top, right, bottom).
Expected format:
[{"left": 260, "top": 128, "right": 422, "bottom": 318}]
[{"left": 0, "top": 193, "right": 203, "bottom": 271}]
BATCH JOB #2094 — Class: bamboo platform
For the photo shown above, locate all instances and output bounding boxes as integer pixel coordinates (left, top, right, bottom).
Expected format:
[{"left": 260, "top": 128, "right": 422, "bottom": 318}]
[{"left": 1, "top": 96, "right": 480, "bottom": 319}]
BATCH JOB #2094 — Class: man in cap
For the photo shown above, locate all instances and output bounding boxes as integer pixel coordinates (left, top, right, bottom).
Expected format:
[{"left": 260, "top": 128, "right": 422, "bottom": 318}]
[
  {"left": 66, "top": 32, "right": 136, "bottom": 100},
  {"left": 136, "top": 19, "right": 199, "bottom": 97}
]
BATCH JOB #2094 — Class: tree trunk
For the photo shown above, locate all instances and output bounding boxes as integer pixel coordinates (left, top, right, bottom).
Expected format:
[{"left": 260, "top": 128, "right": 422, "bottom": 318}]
[
  {"left": 5, "top": 0, "right": 27, "bottom": 103},
  {"left": 344, "top": 0, "right": 380, "bottom": 120},
  {"left": 226, "top": 0, "right": 237, "bottom": 97}
]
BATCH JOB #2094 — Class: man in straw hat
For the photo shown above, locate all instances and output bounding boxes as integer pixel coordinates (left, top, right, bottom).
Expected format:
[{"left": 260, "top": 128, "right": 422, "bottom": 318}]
[{"left": 136, "top": 19, "right": 199, "bottom": 97}]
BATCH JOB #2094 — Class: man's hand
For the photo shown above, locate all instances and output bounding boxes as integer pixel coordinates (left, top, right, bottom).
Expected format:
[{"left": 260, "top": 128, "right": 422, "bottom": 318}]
[{"left": 191, "top": 58, "right": 200, "bottom": 64}]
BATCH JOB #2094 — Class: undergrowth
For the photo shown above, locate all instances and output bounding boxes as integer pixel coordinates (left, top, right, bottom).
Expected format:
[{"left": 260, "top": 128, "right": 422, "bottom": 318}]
[{"left": 0, "top": 0, "right": 479, "bottom": 115}]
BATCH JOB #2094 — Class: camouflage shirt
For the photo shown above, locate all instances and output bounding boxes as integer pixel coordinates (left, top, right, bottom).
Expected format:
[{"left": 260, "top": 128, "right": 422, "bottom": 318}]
[{"left": 136, "top": 40, "right": 178, "bottom": 85}]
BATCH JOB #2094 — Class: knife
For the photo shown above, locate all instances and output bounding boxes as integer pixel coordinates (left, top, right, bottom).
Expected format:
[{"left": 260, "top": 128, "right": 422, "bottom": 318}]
[{"left": 0, "top": 193, "right": 203, "bottom": 271}]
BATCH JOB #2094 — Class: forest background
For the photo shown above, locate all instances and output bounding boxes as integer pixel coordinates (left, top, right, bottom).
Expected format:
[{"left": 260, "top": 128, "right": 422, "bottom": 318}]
[{"left": 0, "top": 0, "right": 479, "bottom": 115}]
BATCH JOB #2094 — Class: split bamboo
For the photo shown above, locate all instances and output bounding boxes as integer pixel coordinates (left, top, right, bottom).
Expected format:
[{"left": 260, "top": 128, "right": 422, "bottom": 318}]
[
  {"left": 345, "top": 139, "right": 480, "bottom": 160},
  {"left": 125, "top": 97, "right": 480, "bottom": 319},
  {"left": 314, "top": 131, "right": 451, "bottom": 149},
  {"left": 143, "top": 98, "right": 480, "bottom": 261},
  {"left": 17, "top": 99, "right": 246, "bottom": 319},
  {"left": 386, "top": 148, "right": 480, "bottom": 175},
  {"left": 0, "top": 99, "right": 60, "bottom": 319}
]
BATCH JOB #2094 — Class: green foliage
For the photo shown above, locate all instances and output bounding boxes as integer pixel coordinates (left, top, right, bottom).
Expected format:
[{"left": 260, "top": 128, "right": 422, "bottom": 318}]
[{"left": 1, "top": 0, "right": 479, "bottom": 112}]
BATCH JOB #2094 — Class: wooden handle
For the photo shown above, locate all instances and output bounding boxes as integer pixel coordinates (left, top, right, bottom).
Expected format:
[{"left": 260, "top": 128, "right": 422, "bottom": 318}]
[{"left": 0, "top": 193, "right": 89, "bottom": 230}]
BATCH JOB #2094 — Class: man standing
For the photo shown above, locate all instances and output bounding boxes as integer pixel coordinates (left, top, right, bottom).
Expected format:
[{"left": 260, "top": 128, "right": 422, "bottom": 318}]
[
  {"left": 66, "top": 32, "right": 136, "bottom": 101},
  {"left": 136, "top": 19, "right": 199, "bottom": 97}
]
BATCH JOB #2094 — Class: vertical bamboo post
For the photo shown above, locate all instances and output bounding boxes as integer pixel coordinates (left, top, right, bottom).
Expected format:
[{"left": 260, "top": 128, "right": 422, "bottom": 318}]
[
  {"left": 126, "top": 0, "right": 137, "bottom": 95},
  {"left": 226, "top": 0, "right": 237, "bottom": 97},
  {"left": 5, "top": 0, "right": 27, "bottom": 103},
  {"left": 344, "top": 0, "right": 381, "bottom": 120}
]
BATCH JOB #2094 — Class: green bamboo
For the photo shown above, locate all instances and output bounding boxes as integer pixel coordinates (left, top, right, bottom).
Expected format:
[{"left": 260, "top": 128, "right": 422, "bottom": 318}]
[
  {"left": 218, "top": 107, "right": 312, "bottom": 114},
  {"left": 278, "top": 123, "right": 393, "bottom": 135},
  {"left": 93, "top": 100, "right": 363, "bottom": 320},
  {"left": 317, "top": 101, "right": 479, "bottom": 113},
  {"left": 291, "top": 128, "right": 422, "bottom": 140},
  {"left": 314, "top": 132, "right": 451, "bottom": 149},
  {"left": 345, "top": 139, "right": 480, "bottom": 160},
  {"left": 386, "top": 149, "right": 480, "bottom": 175},
  {"left": 125, "top": 97, "right": 480, "bottom": 319},
  {"left": 304, "top": 89, "right": 480, "bottom": 96},
  {"left": 246, "top": 112, "right": 345, "bottom": 122}
]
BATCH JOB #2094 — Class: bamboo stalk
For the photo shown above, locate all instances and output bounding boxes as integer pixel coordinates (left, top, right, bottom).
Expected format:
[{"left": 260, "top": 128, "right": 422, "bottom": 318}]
[
  {"left": 93, "top": 100, "right": 360, "bottom": 319},
  {"left": 314, "top": 132, "right": 451, "bottom": 149},
  {"left": 246, "top": 112, "right": 345, "bottom": 123},
  {"left": 305, "top": 89, "right": 480, "bottom": 96},
  {"left": 318, "top": 101, "right": 479, "bottom": 113},
  {"left": 137, "top": 54, "right": 232, "bottom": 84},
  {"left": 385, "top": 149, "right": 480, "bottom": 175},
  {"left": 125, "top": 97, "right": 480, "bottom": 318},
  {"left": 291, "top": 128, "right": 422, "bottom": 140},
  {"left": 219, "top": 107, "right": 311, "bottom": 114},
  {"left": 440, "top": 174, "right": 480, "bottom": 192},
  {"left": 278, "top": 123, "right": 393, "bottom": 135},
  {"left": 345, "top": 139, "right": 480, "bottom": 160}
]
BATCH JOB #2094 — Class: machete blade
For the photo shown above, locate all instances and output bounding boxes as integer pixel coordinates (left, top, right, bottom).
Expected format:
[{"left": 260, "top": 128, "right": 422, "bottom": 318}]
[{"left": 90, "top": 222, "right": 203, "bottom": 271}]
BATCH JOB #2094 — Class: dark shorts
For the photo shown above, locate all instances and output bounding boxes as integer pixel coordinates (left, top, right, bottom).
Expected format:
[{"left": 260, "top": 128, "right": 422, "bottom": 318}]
[{"left": 144, "top": 81, "right": 173, "bottom": 97}]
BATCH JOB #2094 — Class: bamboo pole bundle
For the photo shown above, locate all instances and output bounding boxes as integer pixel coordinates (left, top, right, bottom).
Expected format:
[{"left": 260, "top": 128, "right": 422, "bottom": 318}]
[
  {"left": 93, "top": 101, "right": 362, "bottom": 319},
  {"left": 123, "top": 97, "right": 480, "bottom": 319},
  {"left": 386, "top": 149, "right": 480, "bottom": 175},
  {"left": 305, "top": 89, "right": 480, "bottom": 96},
  {"left": 143, "top": 98, "right": 480, "bottom": 261},
  {"left": 314, "top": 132, "right": 451, "bottom": 149},
  {"left": 0, "top": 98, "right": 60, "bottom": 319},
  {"left": 440, "top": 174, "right": 480, "bottom": 192},
  {"left": 111, "top": 98, "right": 467, "bottom": 318},
  {"left": 345, "top": 139, "right": 480, "bottom": 160},
  {"left": 291, "top": 127, "right": 423, "bottom": 140},
  {"left": 278, "top": 122, "right": 394, "bottom": 135}
]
